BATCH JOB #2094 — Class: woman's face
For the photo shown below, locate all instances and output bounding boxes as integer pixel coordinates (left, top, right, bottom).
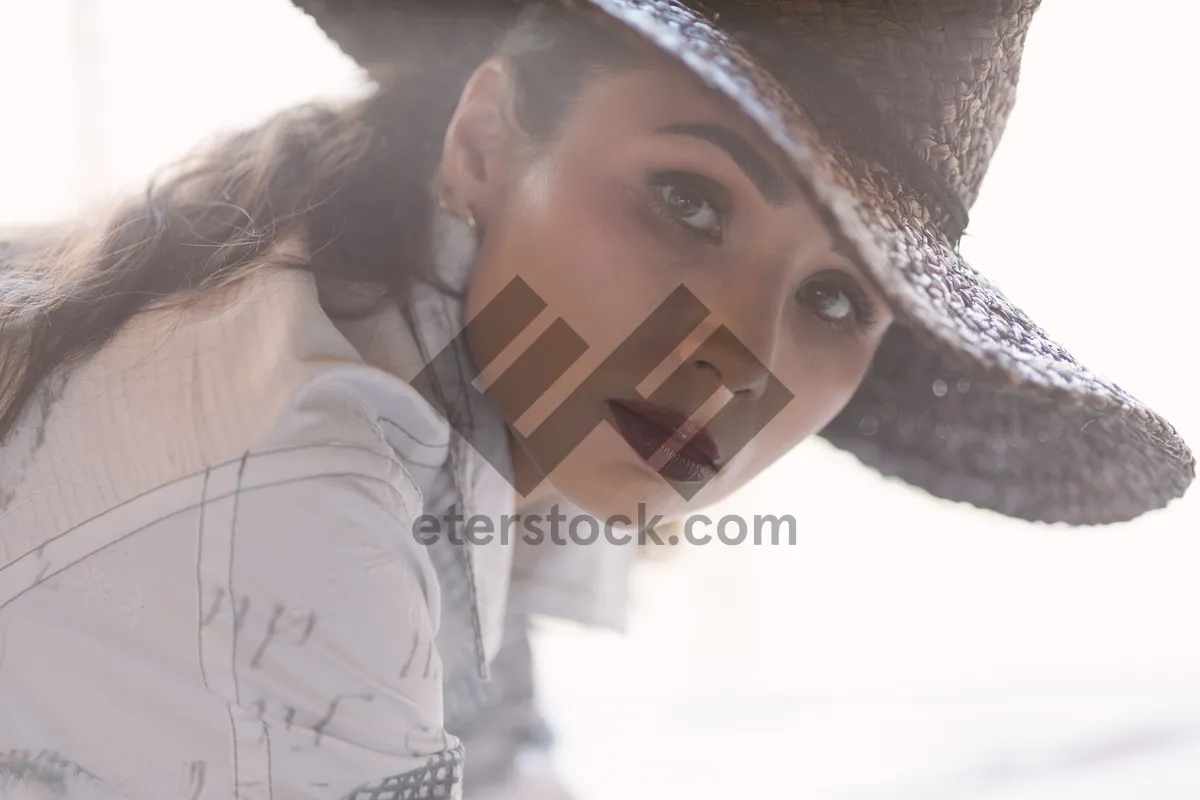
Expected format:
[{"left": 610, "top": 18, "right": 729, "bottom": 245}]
[{"left": 441, "top": 56, "right": 895, "bottom": 523}]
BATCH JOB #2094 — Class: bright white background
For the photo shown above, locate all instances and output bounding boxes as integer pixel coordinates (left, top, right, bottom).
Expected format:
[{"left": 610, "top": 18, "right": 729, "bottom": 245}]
[{"left": 3, "top": 1, "right": 1199, "bottom": 797}]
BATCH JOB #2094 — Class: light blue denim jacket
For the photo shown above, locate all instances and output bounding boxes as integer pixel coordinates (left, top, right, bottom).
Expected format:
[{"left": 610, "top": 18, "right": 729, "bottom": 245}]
[{"left": 0, "top": 207, "right": 635, "bottom": 799}]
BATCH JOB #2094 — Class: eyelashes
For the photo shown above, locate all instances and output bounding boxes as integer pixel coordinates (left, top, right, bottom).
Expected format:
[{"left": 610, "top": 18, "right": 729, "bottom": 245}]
[
  {"left": 795, "top": 272, "right": 879, "bottom": 333},
  {"left": 642, "top": 169, "right": 880, "bottom": 336},
  {"left": 646, "top": 170, "right": 729, "bottom": 241}
]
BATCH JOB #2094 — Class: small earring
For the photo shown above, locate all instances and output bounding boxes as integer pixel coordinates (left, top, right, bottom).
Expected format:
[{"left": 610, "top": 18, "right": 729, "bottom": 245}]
[
  {"left": 438, "top": 185, "right": 481, "bottom": 239},
  {"left": 437, "top": 188, "right": 454, "bottom": 215}
]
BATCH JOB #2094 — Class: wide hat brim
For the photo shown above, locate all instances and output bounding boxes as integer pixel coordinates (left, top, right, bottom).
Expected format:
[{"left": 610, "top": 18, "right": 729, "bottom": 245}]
[{"left": 292, "top": 0, "right": 1194, "bottom": 525}]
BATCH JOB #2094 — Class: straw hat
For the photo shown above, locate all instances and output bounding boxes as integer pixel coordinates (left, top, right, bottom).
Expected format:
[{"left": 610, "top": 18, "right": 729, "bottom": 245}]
[{"left": 290, "top": 0, "right": 1193, "bottom": 525}]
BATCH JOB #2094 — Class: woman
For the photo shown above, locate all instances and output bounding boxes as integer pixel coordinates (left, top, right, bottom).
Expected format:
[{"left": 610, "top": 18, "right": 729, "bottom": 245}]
[{"left": 0, "top": 0, "right": 1192, "bottom": 798}]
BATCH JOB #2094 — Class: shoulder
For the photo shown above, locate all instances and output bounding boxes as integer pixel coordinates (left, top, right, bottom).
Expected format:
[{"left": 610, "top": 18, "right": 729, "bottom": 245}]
[{"left": 0, "top": 246, "right": 447, "bottom": 546}]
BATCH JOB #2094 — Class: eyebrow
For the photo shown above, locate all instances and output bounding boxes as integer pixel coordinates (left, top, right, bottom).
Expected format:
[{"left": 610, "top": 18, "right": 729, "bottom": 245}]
[{"left": 654, "top": 122, "right": 794, "bottom": 205}]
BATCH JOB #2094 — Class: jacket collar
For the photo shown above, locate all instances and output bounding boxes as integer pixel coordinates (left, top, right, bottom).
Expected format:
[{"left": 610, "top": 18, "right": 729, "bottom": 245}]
[
  {"left": 332, "top": 205, "right": 514, "bottom": 679},
  {"left": 408, "top": 207, "right": 516, "bottom": 680}
]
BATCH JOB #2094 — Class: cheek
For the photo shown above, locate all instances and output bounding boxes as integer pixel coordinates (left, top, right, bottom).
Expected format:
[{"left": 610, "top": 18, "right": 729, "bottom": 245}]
[
  {"left": 753, "top": 344, "right": 875, "bottom": 458},
  {"left": 467, "top": 164, "right": 673, "bottom": 369}
]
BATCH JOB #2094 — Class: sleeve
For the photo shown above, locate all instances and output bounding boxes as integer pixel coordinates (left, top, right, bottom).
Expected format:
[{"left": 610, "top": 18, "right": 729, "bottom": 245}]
[{"left": 200, "top": 460, "right": 462, "bottom": 800}]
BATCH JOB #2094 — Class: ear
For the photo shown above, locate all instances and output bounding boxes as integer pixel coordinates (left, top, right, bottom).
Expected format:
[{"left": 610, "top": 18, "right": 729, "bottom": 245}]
[{"left": 440, "top": 57, "right": 526, "bottom": 227}]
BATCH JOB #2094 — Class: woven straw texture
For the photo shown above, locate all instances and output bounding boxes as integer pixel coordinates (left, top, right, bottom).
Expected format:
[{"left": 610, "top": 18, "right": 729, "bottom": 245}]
[{"left": 290, "top": 0, "right": 1194, "bottom": 524}]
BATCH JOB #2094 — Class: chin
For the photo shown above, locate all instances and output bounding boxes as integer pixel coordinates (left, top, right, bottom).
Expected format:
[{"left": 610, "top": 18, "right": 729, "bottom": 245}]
[{"left": 541, "top": 430, "right": 722, "bottom": 527}]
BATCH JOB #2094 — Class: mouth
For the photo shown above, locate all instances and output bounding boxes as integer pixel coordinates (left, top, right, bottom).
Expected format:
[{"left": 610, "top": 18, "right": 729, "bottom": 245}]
[{"left": 604, "top": 398, "right": 722, "bottom": 484}]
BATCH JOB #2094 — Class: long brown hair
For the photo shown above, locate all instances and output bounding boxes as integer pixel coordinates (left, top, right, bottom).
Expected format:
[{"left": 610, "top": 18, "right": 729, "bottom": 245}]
[{"left": 0, "top": 3, "right": 647, "bottom": 444}]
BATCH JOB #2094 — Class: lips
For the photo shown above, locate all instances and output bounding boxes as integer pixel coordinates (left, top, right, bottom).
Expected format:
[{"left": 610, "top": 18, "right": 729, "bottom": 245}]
[{"left": 604, "top": 398, "right": 722, "bottom": 483}]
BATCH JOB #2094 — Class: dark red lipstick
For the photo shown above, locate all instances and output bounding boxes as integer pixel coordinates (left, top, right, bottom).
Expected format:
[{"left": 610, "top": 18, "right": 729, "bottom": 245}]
[{"left": 604, "top": 398, "right": 722, "bottom": 483}]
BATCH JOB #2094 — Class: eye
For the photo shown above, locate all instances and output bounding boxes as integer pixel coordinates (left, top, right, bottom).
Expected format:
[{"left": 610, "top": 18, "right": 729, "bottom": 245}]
[
  {"left": 659, "top": 183, "right": 721, "bottom": 235},
  {"left": 795, "top": 273, "right": 877, "bottom": 333},
  {"left": 648, "top": 172, "right": 725, "bottom": 241}
]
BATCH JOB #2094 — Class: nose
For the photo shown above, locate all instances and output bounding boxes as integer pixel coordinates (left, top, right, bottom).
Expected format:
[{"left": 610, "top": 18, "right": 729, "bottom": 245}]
[{"left": 679, "top": 312, "right": 777, "bottom": 402}]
